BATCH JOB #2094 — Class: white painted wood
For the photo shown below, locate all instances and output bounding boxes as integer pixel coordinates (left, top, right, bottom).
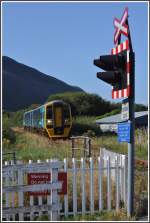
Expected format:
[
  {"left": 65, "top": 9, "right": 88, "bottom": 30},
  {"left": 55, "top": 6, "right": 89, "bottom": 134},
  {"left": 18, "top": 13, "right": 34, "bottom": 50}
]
[
  {"left": 120, "top": 158, "right": 124, "bottom": 201},
  {"left": 29, "top": 196, "right": 34, "bottom": 221},
  {"left": 10, "top": 160, "right": 16, "bottom": 221},
  {"left": 3, "top": 203, "right": 62, "bottom": 215},
  {"left": 90, "top": 157, "right": 94, "bottom": 213},
  {"left": 123, "top": 156, "right": 127, "bottom": 206},
  {"left": 3, "top": 157, "right": 127, "bottom": 218},
  {"left": 115, "top": 156, "right": 119, "bottom": 211},
  {"left": 46, "top": 157, "right": 51, "bottom": 220},
  {"left": 64, "top": 158, "right": 68, "bottom": 216},
  {"left": 37, "top": 160, "right": 43, "bottom": 217},
  {"left": 29, "top": 160, "right": 34, "bottom": 221},
  {"left": 3, "top": 159, "right": 63, "bottom": 221},
  {"left": 4, "top": 161, "right": 10, "bottom": 221},
  {"left": 3, "top": 181, "right": 62, "bottom": 193},
  {"left": 107, "top": 156, "right": 111, "bottom": 211},
  {"left": 17, "top": 160, "right": 24, "bottom": 221},
  {"left": 81, "top": 157, "right": 86, "bottom": 214},
  {"left": 72, "top": 158, "right": 77, "bottom": 216},
  {"left": 3, "top": 161, "right": 63, "bottom": 172},
  {"left": 98, "top": 156, "right": 103, "bottom": 211},
  {"left": 50, "top": 168, "right": 59, "bottom": 221}
]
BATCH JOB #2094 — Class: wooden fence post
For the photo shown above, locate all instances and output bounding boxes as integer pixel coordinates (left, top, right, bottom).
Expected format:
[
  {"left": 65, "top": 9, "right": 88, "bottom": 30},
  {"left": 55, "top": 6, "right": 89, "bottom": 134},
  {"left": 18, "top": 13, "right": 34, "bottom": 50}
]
[
  {"left": 115, "top": 156, "right": 119, "bottom": 211},
  {"left": 64, "top": 158, "right": 68, "bottom": 216},
  {"left": 17, "top": 160, "right": 24, "bottom": 221},
  {"left": 81, "top": 157, "right": 86, "bottom": 214},
  {"left": 46, "top": 159, "right": 51, "bottom": 219},
  {"left": 90, "top": 157, "right": 94, "bottom": 214},
  {"left": 107, "top": 156, "right": 111, "bottom": 211},
  {"left": 37, "top": 160, "right": 42, "bottom": 218},
  {"left": 120, "top": 157, "right": 124, "bottom": 201},
  {"left": 10, "top": 160, "right": 15, "bottom": 221},
  {"left": 123, "top": 156, "right": 127, "bottom": 206},
  {"left": 72, "top": 158, "right": 77, "bottom": 216},
  {"left": 4, "top": 161, "right": 10, "bottom": 221},
  {"left": 50, "top": 163, "right": 59, "bottom": 221},
  {"left": 29, "top": 160, "right": 34, "bottom": 221},
  {"left": 98, "top": 156, "right": 103, "bottom": 211}
]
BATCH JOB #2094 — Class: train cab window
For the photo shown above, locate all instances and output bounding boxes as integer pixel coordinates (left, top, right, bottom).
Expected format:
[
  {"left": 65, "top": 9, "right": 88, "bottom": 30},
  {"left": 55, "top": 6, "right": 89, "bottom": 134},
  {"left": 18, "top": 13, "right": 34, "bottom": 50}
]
[
  {"left": 46, "top": 106, "right": 52, "bottom": 119},
  {"left": 63, "top": 105, "right": 71, "bottom": 122}
]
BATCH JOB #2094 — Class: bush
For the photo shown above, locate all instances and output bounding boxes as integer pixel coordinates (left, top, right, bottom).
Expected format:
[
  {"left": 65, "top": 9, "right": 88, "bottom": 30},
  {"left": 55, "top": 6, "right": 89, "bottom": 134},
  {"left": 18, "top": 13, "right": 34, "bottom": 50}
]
[
  {"left": 71, "top": 116, "right": 102, "bottom": 136},
  {"left": 3, "top": 112, "right": 16, "bottom": 145},
  {"left": 47, "top": 92, "right": 120, "bottom": 116}
]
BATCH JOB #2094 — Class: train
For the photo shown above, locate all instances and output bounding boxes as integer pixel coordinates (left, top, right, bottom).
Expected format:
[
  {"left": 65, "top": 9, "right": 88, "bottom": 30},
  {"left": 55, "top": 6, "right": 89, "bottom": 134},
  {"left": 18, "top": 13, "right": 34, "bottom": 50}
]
[{"left": 23, "top": 100, "right": 72, "bottom": 139}]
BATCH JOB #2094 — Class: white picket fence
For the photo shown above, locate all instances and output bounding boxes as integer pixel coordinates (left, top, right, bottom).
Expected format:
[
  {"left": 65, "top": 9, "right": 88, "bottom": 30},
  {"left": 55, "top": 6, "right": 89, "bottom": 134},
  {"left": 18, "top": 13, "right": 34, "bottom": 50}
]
[
  {"left": 2, "top": 159, "right": 63, "bottom": 221},
  {"left": 2, "top": 156, "right": 127, "bottom": 221},
  {"left": 60, "top": 156, "right": 127, "bottom": 216}
]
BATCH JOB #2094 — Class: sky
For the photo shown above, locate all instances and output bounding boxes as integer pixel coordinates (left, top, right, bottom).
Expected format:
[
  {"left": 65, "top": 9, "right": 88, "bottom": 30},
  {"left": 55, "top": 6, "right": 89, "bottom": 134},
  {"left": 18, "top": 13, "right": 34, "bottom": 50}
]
[{"left": 2, "top": 1, "right": 149, "bottom": 105}]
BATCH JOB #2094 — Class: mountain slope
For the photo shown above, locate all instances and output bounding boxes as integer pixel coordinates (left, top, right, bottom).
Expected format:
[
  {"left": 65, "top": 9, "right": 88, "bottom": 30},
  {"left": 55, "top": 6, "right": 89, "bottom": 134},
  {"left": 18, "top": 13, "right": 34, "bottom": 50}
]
[{"left": 2, "top": 56, "right": 83, "bottom": 111}]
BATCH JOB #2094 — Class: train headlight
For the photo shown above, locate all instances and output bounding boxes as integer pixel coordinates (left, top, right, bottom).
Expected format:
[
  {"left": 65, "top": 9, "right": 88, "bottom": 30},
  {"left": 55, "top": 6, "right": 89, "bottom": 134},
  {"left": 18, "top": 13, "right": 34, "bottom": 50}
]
[
  {"left": 65, "top": 119, "right": 70, "bottom": 124},
  {"left": 47, "top": 119, "right": 52, "bottom": 124}
]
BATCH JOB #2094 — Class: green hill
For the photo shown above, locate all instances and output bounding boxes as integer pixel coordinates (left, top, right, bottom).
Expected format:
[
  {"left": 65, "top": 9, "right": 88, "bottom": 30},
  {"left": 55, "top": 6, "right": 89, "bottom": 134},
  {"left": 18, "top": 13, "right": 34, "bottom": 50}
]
[{"left": 2, "top": 56, "right": 83, "bottom": 111}]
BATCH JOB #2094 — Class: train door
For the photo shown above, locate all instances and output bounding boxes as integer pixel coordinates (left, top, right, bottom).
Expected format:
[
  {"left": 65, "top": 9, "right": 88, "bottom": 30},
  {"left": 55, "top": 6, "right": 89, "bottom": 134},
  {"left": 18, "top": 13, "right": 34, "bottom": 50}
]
[{"left": 53, "top": 104, "right": 64, "bottom": 135}]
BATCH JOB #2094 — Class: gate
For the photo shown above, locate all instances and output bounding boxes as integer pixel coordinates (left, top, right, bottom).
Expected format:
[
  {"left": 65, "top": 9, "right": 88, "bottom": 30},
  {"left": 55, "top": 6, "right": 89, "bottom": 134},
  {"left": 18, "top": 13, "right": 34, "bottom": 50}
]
[
  {"left": 2, "top": 155, "right": 127, "bottom": 220},
  {"left": 2, "top": 159, "right": 63, "bottom": 221}
]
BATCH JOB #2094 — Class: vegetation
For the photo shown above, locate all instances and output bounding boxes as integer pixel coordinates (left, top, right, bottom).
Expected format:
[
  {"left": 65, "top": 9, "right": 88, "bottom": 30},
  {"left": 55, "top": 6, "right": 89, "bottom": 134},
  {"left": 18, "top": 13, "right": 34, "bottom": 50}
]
[
  {"left": 71, "top": 116, "right": 102, "bottom": 137},
  {"left": 2, "top": 112, "right": 16, "bottom": 149},
  {"left": 96, "top": 108, "right": 121, "bottom": 119},
  {"left": 61, "top": 210, "right": 136, "bottom": 221},
  {"left": 2, "top": 127, "right": 148, "bottom": 221},
  {"left": 2, "top": 92, "right": 148, "bottom": 220},
  {"left": 47, "top": 92, "right": 120, "bottom": 116},
  {"left": 3, "top": 128, "right": 71, "bottom": 161}
]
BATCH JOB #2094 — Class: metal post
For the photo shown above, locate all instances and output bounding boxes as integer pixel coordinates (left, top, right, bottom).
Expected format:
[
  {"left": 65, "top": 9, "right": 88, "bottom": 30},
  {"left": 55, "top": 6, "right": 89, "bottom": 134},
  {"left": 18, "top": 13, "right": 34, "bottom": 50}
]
[
  {"left": 84, "top": 137, "right": 86, "bottom": 157},
  {"left": 127, "top": 50, "right": 135, "bottom": 217},
  {"left": 72, "top": 138, "right": 75, "bottom": 158},
  {"left": 13, "top": 152, "right": 16, "bottom": 164}
]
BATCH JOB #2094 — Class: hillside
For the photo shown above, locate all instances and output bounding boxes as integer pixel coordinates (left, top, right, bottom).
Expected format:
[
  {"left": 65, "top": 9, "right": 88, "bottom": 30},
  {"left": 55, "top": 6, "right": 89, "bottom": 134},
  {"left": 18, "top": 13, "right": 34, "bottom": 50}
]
[{"left": 2, "top": 56, "right": 83, "bottom": 111}]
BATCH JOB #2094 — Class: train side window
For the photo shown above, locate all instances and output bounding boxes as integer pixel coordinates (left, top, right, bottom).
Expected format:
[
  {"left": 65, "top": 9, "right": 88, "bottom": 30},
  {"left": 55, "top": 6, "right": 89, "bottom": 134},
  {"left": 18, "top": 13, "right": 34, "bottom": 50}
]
[{"left": 46, "top": 106, "right": 52, "bottom": 119}]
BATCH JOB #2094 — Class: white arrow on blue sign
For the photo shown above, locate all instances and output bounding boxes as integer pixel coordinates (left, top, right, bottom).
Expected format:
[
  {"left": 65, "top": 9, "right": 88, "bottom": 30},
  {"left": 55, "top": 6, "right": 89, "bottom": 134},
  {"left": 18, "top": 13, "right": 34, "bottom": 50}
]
[{"left": 117, "top": 122, "right": 131, "bottom": 143}]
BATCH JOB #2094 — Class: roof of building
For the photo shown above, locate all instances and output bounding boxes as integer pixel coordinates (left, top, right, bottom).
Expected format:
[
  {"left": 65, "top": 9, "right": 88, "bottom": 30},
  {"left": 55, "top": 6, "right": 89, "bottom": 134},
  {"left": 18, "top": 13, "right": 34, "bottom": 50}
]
[{"left": 96, "top": 111, "right": 148, "bottom": 125}]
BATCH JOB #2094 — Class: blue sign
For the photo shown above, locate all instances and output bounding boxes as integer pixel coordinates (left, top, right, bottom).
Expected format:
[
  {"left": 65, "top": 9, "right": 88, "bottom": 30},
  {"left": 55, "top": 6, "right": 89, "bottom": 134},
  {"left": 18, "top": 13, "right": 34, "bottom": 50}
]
[{"left": 117, "top": 122, "right": 131, "bottom": 143}]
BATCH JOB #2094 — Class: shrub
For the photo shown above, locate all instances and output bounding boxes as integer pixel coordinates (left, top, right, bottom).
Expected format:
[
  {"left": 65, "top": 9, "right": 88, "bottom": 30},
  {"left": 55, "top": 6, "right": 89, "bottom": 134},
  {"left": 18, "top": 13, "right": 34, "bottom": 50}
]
[
  {"left": 47, "top": 92, "right": 120, "bottom": 116},
  {"left": 71, "top": 116, "right": 102, "bottom": 136},
  {"left": 3, "top": 112, "right": 16, "bottom": 144}
]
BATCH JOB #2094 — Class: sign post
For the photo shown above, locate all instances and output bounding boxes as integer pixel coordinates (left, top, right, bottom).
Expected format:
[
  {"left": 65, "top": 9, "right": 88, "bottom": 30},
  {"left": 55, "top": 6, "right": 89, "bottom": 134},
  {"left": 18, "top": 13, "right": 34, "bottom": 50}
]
[
  {"left": 94, "top": 7, "right": 135, "bottom": 217},
  {"left": 121, "top": 99, "right": 129, "bottom": 121},
  {"left": 127, "top": 51, "right": 135, "bottom": 217},
  {"left": 114, "top": 8, "right": 135, "bottom": 217}
]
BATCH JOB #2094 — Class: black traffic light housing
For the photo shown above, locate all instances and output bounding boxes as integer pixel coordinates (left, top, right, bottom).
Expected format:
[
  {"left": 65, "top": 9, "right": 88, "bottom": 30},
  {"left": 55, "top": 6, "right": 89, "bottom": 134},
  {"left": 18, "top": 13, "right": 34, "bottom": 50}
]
[{"left": 93, "top": 51, "right": 127, "bottom": 91}]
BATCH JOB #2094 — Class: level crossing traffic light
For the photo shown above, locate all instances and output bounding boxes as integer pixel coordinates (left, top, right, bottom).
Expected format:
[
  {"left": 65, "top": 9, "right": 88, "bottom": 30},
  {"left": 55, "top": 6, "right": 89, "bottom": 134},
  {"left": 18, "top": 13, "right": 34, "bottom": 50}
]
[
  {"left": 93, "top": 40, "right": 134, "bottom": 99},
  {"left": 94, "top": 52, "right": 127, "bottom": 91}
]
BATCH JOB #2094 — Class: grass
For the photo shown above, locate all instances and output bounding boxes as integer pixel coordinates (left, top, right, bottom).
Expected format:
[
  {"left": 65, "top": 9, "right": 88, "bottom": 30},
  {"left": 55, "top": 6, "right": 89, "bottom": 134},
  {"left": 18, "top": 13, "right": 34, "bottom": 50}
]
[
  {"left": 3, "top": 127, "right": 72, "bottom": 161},
  {"left": 2, "top": 118, "right": 148, "bottom": 221},
  {"left": 3, "top": 124, "right": 147, "bottom": 162},
  {"left": 60, "top": 210, "right": 136, "bottom": 221}
]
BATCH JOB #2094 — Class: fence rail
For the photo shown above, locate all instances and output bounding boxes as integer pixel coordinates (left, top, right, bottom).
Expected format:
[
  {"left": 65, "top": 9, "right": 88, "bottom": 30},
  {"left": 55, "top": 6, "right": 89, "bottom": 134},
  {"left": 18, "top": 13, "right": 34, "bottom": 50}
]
[
  {"left": 60, "top": 156, "right": 127, "bottom": 216},
  {"left": 2, "top": 160, "right": 63, "bottom": 221},
  {"left": 2, "top": 155, "right": 127, "bottom": 221}
]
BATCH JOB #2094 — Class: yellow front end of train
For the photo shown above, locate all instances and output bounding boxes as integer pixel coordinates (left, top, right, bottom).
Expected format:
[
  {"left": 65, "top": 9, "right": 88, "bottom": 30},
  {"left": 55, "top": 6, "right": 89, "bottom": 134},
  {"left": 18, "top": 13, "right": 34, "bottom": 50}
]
[{"left": 45, "top": 100, "right": 72, "bottom": 139}]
